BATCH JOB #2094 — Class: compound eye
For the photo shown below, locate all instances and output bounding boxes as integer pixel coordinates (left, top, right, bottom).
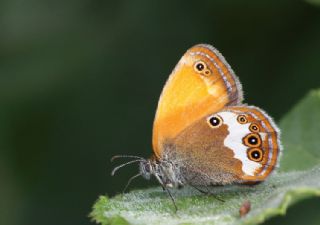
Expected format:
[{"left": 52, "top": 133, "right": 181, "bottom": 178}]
[
  {"left": 243, "top": 133, "right": 261, "bottom": 147},
  {"left": 194, "top": 61, "right": 206, "bottom": 72},
  {"left": 237, "top": 115, "right": 248, "bottom": 124},
  {"left": 247, "top": 148, "right": 263, "bottom": 162},
  {"left": 207, "top": 115, "right": 223, "bottom": 128},
  {"left": 249, "top": 123, "right": 260, "bottom": 132}
]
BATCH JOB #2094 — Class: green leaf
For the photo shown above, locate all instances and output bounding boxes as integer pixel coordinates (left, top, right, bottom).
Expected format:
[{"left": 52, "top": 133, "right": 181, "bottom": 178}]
[
  {"left": 279, "top": 90, "right": 320, "bottom": 172},
  {"left": 91, "top": 90, "right": 320, "bottom": 225}
]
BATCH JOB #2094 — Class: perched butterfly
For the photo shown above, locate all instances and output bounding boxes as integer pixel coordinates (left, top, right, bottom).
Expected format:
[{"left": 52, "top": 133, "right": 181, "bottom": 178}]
[{"left": 112, "top": 44, "right": 282, "bottom": 210}]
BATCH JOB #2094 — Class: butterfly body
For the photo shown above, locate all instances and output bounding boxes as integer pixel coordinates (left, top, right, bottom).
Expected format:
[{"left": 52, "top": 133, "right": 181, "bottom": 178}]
[{"left": 112, "top": 44, "right": 282, "bottom": 203}]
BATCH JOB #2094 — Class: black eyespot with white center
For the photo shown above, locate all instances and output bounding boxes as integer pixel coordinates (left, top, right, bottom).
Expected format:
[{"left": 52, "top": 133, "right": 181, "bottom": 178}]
[
  {"left": 207, "top": 115, "right": 223, "bottom": 128},
  {"left": 248, "top": 136, "right": 258, "bottom": 145},
  {"left": 194, "top": 61, "right": 206, "bottom": 72},
  {"left": 249, "top": 123, "right": 260, "bottom": 132},
  {"left": 210, "top": 117, "right": 220, "bottom": 126},
  {"left": 247, "top": 148, "right": 263, "bottom": 162},
  {"left": 243, "top": 133, "right": 261, "bottom": 147},
  {"left": 252, "top": 151, "right": 260, "bottom": 159}
]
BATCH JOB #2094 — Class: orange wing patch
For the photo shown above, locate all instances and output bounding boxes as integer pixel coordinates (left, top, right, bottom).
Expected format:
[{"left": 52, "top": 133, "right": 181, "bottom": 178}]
[{"left": 152, "top": 44, "right": 243, "bottom": 158}]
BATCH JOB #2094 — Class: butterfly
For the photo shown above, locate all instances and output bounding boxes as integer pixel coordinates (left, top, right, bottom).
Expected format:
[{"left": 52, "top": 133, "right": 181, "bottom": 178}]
[{"left": 112, "top": 44, "right": 282, "bottom": 210}]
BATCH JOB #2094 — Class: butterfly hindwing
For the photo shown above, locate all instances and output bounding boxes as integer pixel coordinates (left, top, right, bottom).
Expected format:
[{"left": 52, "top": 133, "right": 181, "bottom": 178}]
[{"left": 170, "top": 106, "right": 281, "bottom": 185}]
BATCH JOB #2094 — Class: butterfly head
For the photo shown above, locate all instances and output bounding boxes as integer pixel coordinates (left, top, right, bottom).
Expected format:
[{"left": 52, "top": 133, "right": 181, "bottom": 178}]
[{"left": 139, "top": 159, "right": 153, "bottom": 180}]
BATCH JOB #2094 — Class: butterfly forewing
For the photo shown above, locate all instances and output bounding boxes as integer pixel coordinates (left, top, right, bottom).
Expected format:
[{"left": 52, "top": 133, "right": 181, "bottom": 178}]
[{"left": 153, "top": 44, "right": 243, "bottom": 158}]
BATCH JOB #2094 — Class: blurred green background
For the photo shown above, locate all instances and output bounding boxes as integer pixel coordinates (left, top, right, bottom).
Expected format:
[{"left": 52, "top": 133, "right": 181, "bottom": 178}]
[{"left": 1, "top": 0, "right": 320, "bottom": 225}]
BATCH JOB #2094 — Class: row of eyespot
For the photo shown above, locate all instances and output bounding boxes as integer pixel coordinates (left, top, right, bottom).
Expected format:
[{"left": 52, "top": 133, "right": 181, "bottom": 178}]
[
  {"left": 208, "top": 115, "right": 264, "bottom": 162},
  {"left": 208, "top": 115, "right": 260, "bottom": 132}
]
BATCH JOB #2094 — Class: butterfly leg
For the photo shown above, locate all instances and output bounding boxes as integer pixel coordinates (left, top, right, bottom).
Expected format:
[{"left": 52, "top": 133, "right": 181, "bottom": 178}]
[
  {"left": 205, "top": 186, "right": 225, "bottom": 202},
  {"left": 154, "top": 174, "right": 178, "bottom": 212},
  {"left": 122, "top": 173, "right": 141, "bottom": 193},
  {"left": 189, "top": 184, "right": 225, "bottom": 202}
]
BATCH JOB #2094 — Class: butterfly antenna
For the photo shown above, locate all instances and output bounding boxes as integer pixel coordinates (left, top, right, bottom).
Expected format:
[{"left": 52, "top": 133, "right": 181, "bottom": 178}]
[
  {"left": 111, "top": 155, "right": 144, "bottom": 162},
  {"left": 111, "top": 159, "right": 143, "bottom": 176},
  {"left": 122, "top": 173, "right": 141, "bottom": 193}
]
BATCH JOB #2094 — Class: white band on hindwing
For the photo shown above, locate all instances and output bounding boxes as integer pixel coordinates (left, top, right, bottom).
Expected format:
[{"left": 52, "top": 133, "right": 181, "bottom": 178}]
[{"left": 217, "top": 111, "right": 262, "bottom": 176}]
